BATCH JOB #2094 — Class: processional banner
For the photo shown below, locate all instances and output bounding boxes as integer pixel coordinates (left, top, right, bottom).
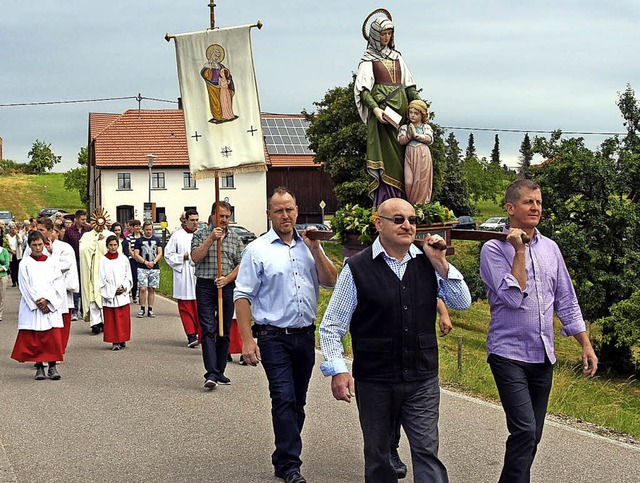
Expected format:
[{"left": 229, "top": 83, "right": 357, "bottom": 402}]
[{"left": 173, "top": 26, "right": 266, "bottom": 177}]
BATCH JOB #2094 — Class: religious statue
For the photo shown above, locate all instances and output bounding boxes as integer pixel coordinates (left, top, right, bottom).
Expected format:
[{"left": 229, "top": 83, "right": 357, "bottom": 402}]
[
  {"left": 201, "top": 43, "right": 237, "bottom": 123},
  {"left": 354, "top": 9, "right": 425, "bottom": 207},
  {"left": 398, "top": 99, "right": 434, "bottom": 204}
]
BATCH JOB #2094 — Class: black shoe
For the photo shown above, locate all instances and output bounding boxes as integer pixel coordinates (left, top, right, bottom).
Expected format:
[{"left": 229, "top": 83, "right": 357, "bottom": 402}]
[
  {"left": 111, "top": 343, "right": 121, "bottom": 351},
  {"left": 216, "top": 374, "right": 231, "bottom": 385},
  {"left": 204, "top": 379, "right": 218, "bottom": 390},
  {"left": 47, "top": 366, "right": 61, "bottom": 380},
  {"left": 119, "top": 342, "right": 127, "bottom": 349},
  {"left": 35, "top": 366, "right": 46, "bottom": 380},
  {"left": 227, "top": 353, "right": 233, "bottom": 362},
  {"left": 239, "top": 355, "right": 247, "bottom": 366},
  {"left": 275, "top": 470, "right": 307, "bottom": 483},
  {"left": 91, "top": 324, "right": 101, "bottom": 334},
  {"left": 390, "top": 451, "right": 407, "bottom": 479},
  {"left": 187, "top": 334, "right": 198, "bottom": 348}
]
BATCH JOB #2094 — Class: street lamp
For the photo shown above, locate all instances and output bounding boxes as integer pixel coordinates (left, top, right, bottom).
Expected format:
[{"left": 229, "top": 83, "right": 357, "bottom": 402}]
[{"left": 146, "top": 154, "right": 157, "bottom": 204}]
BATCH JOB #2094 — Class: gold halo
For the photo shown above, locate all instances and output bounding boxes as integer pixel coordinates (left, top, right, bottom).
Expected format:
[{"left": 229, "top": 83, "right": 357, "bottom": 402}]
[
  {"left": 362, "top": 8, "right": 392, "bottom": 41},
  {"left": 90, "top": 207, "right": 111, "bottom": 233},
  {"left": 205, "top": 43, "right": 225, "bottom": 63}
]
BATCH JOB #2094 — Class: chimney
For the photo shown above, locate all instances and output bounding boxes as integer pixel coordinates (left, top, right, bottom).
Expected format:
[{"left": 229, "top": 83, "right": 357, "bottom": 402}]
[{"left": 178, "top": 97, "right": 183, "bottom": 110}]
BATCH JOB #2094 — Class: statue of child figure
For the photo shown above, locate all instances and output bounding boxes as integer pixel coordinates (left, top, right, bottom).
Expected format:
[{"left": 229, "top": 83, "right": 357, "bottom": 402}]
[{"left": 398, "top": 99, "right": 434, "bottom": 204}]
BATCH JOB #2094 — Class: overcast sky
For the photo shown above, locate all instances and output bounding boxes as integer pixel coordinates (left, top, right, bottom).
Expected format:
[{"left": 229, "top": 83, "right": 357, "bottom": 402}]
[{"left": 1, "top": 0, "right": 638, "bottom": 172}]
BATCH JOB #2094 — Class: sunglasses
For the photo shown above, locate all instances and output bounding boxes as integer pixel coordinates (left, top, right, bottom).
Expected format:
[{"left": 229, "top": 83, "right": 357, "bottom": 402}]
[{"left": 378, "top": 215, "right": 417, "bottom": 225}]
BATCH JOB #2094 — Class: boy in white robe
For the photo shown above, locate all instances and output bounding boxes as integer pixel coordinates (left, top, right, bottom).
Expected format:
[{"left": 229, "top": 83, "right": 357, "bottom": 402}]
[
  {"left": 11, "top": 231, "right": 66, "bottom": 380},
  {"left": 99, "top": 235, "right": 133, "bottom": 351},
  {"left": 164, "top": 210, "right": 201, "bottom": 347}
]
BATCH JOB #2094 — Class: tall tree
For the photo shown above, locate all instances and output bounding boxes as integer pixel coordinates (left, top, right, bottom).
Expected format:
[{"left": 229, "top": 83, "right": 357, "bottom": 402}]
[
  {"left": 518, "top": 133, "right": 533, "bottom": 179},
  {"left": 304, "top": 79, "right": 370, "bottom": 207},
  {"left": 63, "top": 146, "right": 88, "bottom": 205},
  {"left": 490, "top": 134, "right": 501, "bottom": 165},
  {"left": 438, "top": 132, "right": 472, "bottom": 215},
  {"left": 465, "top": 133, "right": 477, "bottom": 159},
  {"left": 27, "top": 140, "right": 61, "bottom": 174}
]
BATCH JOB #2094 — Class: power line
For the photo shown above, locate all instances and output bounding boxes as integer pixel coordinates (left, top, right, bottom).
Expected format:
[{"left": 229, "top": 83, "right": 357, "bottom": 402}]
[
  {"left": 0, "top": 95, "right": 626, "bottom": 136},
  {"left": 0, "top": 95, "right": 177, "bottom": 108},
  {"left": 441, "top": 125, "right": 625, "bottom": 136}
]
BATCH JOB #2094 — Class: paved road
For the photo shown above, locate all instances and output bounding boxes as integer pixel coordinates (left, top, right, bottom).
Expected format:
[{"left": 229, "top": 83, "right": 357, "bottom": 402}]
[{"left": 1, "top": 286, "right": 638, "bottom": 482}]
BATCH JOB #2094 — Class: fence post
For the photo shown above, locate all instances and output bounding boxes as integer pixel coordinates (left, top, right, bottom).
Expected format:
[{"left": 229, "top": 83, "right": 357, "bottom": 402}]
[{"left": 457, "top": 336, "right": 463, "bottom": 375}]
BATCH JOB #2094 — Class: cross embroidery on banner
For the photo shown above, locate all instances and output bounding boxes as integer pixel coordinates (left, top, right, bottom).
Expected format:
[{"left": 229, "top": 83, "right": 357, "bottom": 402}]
[
  {"left": 247, "top": 125, "right": 258, "bottom": 136},
  {"left": 221, "top": 146, "right": 233, "bottom": 157},
  {"left": 191, "top": 131, "right": 202, "bottom": 142}
]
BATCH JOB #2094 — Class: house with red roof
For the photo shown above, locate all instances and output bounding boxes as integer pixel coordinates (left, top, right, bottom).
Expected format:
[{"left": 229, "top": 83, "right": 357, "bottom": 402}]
[{"left": 88, "top": 109, "right": 337, "bottom": 236}]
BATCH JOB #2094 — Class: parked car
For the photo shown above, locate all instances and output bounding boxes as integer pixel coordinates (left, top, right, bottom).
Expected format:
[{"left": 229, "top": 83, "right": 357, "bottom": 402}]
[
  {"left": 38, "top": 208, "right": 65, "bottom": 218},
  {"left": 479, "top": 217, "right": 508, "bottom": 231},
  {"left": 228, "top": 225, "right": 257, "bottom": 244},
  {"left": 0, "top": 210, "right": 15, "bottom": 224},
  {"left": 453, "top": 215, "right": 476, "bottom": 230}
]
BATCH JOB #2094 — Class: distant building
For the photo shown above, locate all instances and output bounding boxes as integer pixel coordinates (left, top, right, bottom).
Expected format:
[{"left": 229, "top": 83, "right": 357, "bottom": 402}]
[{"left": 87, "top": 109, "right": 337, "bottom": 235}]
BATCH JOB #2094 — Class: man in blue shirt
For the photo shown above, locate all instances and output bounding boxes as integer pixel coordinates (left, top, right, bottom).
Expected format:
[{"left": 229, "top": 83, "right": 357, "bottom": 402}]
[{"left": 234, "top": 187, "right": 337, "bottom": 483}]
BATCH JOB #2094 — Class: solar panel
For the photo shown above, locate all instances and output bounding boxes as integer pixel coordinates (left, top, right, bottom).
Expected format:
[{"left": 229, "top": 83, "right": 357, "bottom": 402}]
[{"left": 261, "top": 117, "right": 314, "bottom": 155}]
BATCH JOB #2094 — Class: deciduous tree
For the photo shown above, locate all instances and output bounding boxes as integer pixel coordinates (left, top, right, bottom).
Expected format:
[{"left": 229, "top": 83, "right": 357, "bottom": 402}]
[{"left": 27, "top": 140, "right": 60, "bottom": 174}]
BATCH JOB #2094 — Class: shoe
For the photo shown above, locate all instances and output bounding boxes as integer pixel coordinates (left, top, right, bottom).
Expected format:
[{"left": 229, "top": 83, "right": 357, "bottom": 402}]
[
  {"left": 274, "top": 470, "right": 307, "bottom": 483},
  {"left": 91, "top": 324, "right": 101, "bottom": 335},
  {"left": 111, "top": 344, "right": 120, "bottom": 351},
  {"left": 71, "top": 313, "right": 78, "bottom": 321},
  {"left": 119, "top": 342, "right": 127, "bottom": 349},
  {"left": 187, "top": 335, "right": 198, "bottom": 348},
  {"left": 227, "top": 353, "right": 233, "bottom": 362},
  {"left": 47, "top": 366, "right": 61, "bottom": 380},
  {"left": 11, "top": 283, "right": 16, "bottom": 287},
  {"left": 35, "top": 366, "right": 46, "bottom": 380},
  {"left": 239, "top": 356, "right": 247, "bottom": 366},
  {"left": 132, "top": 297, "right": 138, "bottom": 304},
  {"left": 204, "top": 379, "right": 218, "bottom": 389},
  {"left": 390, "top": 451, "right": 407, "bottom": 479},
  {"left": 147, "top": 310, "right": 155, "bottom": 318},
  {"left": 137, "top": 308, "right": 145, "bottom": 318},
  {"left": 216, "top": 374, "right": 231, "bottom": 385}
]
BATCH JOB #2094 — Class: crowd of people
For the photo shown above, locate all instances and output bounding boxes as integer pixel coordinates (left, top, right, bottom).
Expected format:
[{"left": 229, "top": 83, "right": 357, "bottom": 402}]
[{"left": 1, "top": 180, "right": 599, "bottom": 483}]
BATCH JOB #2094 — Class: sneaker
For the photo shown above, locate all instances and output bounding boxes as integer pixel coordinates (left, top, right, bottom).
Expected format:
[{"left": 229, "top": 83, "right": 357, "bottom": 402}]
[
  {"left": 187, "top": 334, "right": 198, "bottom": 348},
  {"left": 47, "top": 366, "right": 61, "bottom": 380},
  {"left": 35, "top": 366, "right": 46, "bottom": 381},
  {"left": 390, "top": 451, "right": 407, "bottom": 479},
  {"left": 119, "top": 342, "right": 127, "bottom": 349},
  {"left": 216, "top": 374, "right": 231, "bottom": 385},
  {"left": 132, "top": 297, "right": 138, "bottom": 304},
  {"left": 204, "top": 379, "right": 218, "bottom": 390},
  {"left": 147, "top": 310, "right": 155, "bottom": 318},
  {"left": 239, "top": 355, "right": 248, "bottom": 366},
  {"left": 227, "top": 353, "right": 233, "bottom": 362},
  {"left": 274, "top": 470, "right": 307, "bottom": 483},
  {"left": 137, "top": 308, "right": 145, "bottom": 318},
  {"left": 71, "top": 313, "right": 78, "bottom": 321},
  {"left": 91, "top": 324, "right": 101, "bottom": 335},
  {"left": 111, "top": 344, "right": 121, "bottom": 351}
]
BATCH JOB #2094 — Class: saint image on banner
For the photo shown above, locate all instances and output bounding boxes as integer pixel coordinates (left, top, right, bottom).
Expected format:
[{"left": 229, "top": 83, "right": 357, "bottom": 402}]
[{"left": 201, "top": 43, "right": 238, "bottom": 123}]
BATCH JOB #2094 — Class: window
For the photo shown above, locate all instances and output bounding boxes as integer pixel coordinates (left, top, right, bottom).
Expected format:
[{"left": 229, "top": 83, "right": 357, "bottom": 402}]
[
  {"left": 221, "top": 175, "right": 234, "bottom": 188},
  {"left": 183, "top": 172, "right": 197, "bottom": 189},
  {"left": 152, "top": 172, "right": 165, "bottom": 189},
  {"left": 117, "top": 173, "right": 131, "bottom": 190}
]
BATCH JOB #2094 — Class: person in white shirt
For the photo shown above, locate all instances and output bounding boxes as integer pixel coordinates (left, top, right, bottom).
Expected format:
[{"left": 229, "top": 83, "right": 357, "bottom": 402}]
[{"left": 164, "top": 210, "right": 201, "bottom": 347}]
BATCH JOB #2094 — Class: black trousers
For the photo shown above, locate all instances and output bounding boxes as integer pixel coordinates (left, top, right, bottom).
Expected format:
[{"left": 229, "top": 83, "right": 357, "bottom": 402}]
[
  {"left": 9, "top": 255, "right": 19, "bottom": 285},
  {"left": 489, "top": 353, "right": 553, "bottom": 483}
]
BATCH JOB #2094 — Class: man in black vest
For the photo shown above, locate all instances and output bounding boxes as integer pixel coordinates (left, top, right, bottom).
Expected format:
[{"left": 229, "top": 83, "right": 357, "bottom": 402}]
[{"left": 319, "top": 198, "right": 471, "bottom": 483}]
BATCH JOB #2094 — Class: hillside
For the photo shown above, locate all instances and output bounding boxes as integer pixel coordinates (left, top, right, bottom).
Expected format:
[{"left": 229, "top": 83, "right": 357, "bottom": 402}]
[{"left": 0, "top": 172, "right": 84, "bottom": 220}]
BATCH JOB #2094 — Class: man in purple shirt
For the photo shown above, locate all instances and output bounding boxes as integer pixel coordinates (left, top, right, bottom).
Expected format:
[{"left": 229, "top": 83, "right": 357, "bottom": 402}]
[{"left": 480, "top": 179, "right": 598, "bottom": 483}]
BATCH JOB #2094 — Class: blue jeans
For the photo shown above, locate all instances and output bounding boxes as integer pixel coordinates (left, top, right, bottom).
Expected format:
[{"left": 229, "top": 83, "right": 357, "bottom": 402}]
[
  {"left": 258, "top": 330, "right": 315, "bottom": 475},
  {"left": 355, "top": 377, "right": 448, "bottom": 483},
  {"left": 488, "top": 353, "right": 553, "bottom": 483},
  {"left": 195, "top": 278, "right": 234, "bottom": 381}
]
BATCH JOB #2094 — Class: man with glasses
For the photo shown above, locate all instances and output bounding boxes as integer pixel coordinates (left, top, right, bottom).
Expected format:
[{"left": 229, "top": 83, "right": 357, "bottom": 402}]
[
  {"left": 164, "top": 210, "right": 201, "bottom": 348},
  {"left": 191, "top": 201, "right": 244, "bottom": 388},
  {"left": 320, "top": 197, "right": 471, "bottom": 482}
]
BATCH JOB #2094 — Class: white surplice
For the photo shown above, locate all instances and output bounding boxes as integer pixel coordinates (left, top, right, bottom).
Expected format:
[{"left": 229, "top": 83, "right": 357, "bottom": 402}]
[
  {"left": 18, "top": 256, "right": 66, "bottom": 331},
  {"left": 99, "top": 254, "right": 133, "bottom": 308},
  {"left": 164, "top": 228, "right": 196, "bottom": 300}
]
